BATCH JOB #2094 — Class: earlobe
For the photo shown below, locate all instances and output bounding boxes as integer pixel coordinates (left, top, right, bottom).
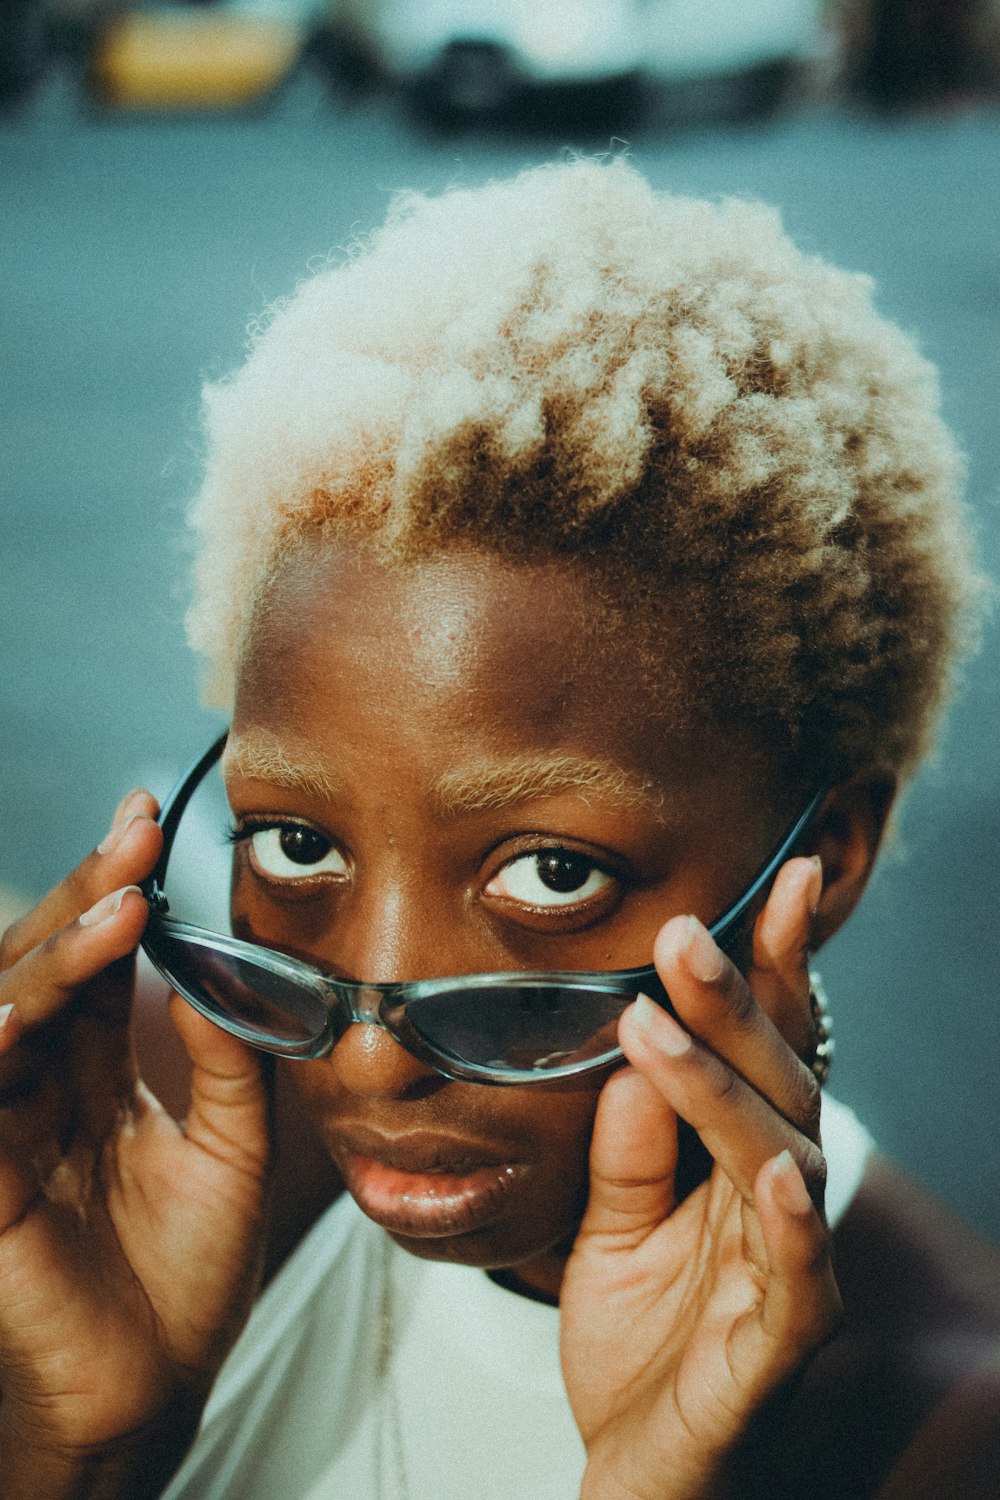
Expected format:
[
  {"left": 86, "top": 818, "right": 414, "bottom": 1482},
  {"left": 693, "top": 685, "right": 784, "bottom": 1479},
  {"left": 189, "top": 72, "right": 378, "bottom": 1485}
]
[{"left": 807, "top": 771, "right": 897, "bottom": 949}]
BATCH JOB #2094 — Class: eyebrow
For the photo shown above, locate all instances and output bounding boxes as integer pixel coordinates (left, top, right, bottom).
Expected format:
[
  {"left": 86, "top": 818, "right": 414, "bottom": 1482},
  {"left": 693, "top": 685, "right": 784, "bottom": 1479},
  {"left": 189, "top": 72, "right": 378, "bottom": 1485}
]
[
  {"left": 222, "top": 731, "right": 342, "bottom": 801},
  {"left": 433, "top": 754, "right": 666, "bottom": 821},
  {"left": 223, "top": 733, "right": 666, "bottom": 823}
]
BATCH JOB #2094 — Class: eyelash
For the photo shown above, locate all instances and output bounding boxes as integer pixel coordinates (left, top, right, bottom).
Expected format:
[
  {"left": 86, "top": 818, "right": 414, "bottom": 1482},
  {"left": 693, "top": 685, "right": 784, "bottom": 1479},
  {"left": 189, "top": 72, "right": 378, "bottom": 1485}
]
[
  {"left": 226, "top": 820, "right": 332, "bottom": 848},
  {"left": 485, "top": 849, "right": 618, "bottom": 915},
  {"left": 226, "top": 820, "right": 281, "bottom": 848}
]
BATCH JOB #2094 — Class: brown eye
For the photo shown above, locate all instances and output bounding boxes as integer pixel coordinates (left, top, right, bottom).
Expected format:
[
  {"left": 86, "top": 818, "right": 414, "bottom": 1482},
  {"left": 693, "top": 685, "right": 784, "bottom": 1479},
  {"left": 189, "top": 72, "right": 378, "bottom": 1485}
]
[
  {"left": 486, "top": 850, "right": 613, "bottom": 908},
  {"left": 535, "top": 850, "right": 597, "bottom": 893},
  {"left": 248, "top": 826, "right": 348, "bottom": 881},
  {"left": 279, "top": 826, "right": 331, "bottom": 866}
]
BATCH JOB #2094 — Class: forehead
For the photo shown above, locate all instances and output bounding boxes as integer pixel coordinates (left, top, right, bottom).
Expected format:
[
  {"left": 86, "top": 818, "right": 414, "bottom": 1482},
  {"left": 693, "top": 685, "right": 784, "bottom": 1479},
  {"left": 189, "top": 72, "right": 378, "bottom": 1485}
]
[
  {"left": 230, "top": 541, "right": 792, "bottom": 858},
  {"left": 236, "top": 542, "right": 694, "bottom": 767}
]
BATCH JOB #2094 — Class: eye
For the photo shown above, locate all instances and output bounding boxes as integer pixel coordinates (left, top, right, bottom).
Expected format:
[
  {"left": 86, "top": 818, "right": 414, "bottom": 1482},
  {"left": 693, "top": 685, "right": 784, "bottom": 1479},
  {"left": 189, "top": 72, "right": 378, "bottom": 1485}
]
[
  {"left": 485, "top": 849, "right": 613, "bottom": 909},
  {"left": 242, "top": 824, "right": 348, "bottom": 883}
]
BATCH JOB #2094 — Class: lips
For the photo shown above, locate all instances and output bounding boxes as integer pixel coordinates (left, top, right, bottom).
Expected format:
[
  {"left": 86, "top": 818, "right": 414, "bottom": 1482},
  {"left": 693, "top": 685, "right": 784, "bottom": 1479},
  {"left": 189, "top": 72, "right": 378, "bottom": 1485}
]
[{"left": 333, "top": 1125, "right": 529, "bottom": 1238}]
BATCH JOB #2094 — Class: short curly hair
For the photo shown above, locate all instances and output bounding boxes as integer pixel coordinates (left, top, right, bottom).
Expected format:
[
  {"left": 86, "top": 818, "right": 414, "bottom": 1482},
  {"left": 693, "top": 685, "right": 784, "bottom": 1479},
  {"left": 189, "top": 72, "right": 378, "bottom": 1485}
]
[{"left": 187, "top": 157, "right": 981, "bottom": 782}]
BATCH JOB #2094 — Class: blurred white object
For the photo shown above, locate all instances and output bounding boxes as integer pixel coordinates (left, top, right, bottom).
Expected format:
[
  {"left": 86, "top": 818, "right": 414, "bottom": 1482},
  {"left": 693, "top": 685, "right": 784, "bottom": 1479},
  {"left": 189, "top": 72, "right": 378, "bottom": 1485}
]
[
  {"left": 642, "top": 0, "right": 823, "bottom": 82},
  {"left": 330, "top": 0, "right": 645, "bottom": 111},
  {"left": 326, "top": 0, "right": 824, "bottom": 117}
]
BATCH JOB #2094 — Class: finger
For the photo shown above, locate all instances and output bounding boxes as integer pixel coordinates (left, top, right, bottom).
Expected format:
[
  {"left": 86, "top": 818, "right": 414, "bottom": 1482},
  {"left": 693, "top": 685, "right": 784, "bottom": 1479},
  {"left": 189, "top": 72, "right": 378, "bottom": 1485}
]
[
  {"left": 747, "top": 854, "right": 822, "bottom": 1058},
  {"left": 578, "top": 1065, "right": 679, "bottom": 1248},
  {"left": 0, "top": 1003, "right": 23, "bottom": 1055},
  {"left": 168, "top": 994, "right": 272, "bottom": 1179},
  {"left": 653, "top": 912, "right": 822, "bottom": 1142},
  {"left": 0, "top": 887, "right": 149, "bottom": 1034},
  {"left": 0, "top": 794, "right": 161, "bottom": 970},
  {"left": 0, "top": 1133, "right": 43, "bottom": 1242},
  {"left": 0, "top": 1001, "right": 34, "bottom": 1114},
  {"left": 737, "top": 1151, "right": 842, "bottom": 1380},
  {"left": 619, "top": 994, "right": 827, "bottom": 1212}
]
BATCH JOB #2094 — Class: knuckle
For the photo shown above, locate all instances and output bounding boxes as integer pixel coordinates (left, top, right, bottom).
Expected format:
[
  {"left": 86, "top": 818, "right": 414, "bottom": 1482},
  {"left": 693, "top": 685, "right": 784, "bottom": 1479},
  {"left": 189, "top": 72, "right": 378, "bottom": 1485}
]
[
  {"left": 704, "top": 1053, "right": 741, "bottom": 1106},
  {"left": 38, "top": 918, "right": 82, "bottom": 982},
  {"left": 34, "top": 926, "right": 67, "bottom": 979},
  {"left": 67, "top": 858, "right": 98, "bottom": 906},
  {"left": 790, "top": 1060, "right": 823, "bottom": 1138},
  {"left": 800, "top": 1141, "right": 828, "bottom": 1205},
  {"left": 725, "top": 971, "right": 758, "bottom": 1028},
  {"left": 0, "top": 917, "right": 25, "bottom": 970}
]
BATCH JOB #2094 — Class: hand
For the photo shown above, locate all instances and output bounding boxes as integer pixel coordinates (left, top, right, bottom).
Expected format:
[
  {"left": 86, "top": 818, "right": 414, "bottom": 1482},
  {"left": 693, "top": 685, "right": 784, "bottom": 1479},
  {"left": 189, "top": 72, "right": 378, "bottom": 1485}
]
[
  {"left": 0, "top": 792, "right": 272, "bottom": 1497},
  {"left": 561, "top": 855, "right": 841, "bottom": 1500}
]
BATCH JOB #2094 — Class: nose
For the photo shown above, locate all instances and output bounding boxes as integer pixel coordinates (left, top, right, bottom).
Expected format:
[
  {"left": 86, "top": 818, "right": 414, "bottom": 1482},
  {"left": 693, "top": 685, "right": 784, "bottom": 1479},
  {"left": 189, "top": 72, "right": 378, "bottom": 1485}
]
[
  {"left": 324, "top": 879, "right": 461, "bottom": 1101},
  {"left": 329, "top": 1018, "right": 440, "bottom": 1100}
]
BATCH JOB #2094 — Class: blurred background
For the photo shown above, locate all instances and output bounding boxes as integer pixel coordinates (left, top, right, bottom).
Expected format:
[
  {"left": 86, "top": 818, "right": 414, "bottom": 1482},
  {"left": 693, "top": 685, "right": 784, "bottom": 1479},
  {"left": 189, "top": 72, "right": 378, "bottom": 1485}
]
[{"left": 2, "top": 0, "right": 998, "bottom": 1236}]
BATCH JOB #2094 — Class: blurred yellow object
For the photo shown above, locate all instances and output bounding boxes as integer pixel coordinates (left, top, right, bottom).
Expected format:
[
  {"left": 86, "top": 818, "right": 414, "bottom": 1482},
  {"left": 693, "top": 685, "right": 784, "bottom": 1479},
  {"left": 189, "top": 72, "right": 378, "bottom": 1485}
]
[{"left": 92, "top": 10, "right": 302, "bottom": 109}]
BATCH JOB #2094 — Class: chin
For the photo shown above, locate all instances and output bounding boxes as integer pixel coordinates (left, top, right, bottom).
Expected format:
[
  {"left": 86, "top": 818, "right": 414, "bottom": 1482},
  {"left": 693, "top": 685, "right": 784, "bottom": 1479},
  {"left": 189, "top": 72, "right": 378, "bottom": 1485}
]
[{"left": 382, "top": 1217, "right": 576, "bottom": 1273}]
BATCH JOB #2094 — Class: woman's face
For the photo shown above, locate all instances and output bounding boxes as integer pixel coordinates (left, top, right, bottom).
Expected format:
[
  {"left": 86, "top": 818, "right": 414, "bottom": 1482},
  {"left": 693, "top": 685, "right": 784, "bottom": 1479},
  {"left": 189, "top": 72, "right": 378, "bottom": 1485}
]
[{"left": 226, "top": 542, "right": 795, "bottom": 1295}]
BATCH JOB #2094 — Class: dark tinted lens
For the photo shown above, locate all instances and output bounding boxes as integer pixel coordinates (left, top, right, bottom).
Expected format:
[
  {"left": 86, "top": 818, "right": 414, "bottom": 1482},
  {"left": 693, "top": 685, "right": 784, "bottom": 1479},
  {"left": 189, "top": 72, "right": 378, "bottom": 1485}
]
[
  {"left": 152, "top": 923, "right": 329, "bottom": 1048},
  {"left": 399, "top": 980, "right": 629, "bottom": 1074}
]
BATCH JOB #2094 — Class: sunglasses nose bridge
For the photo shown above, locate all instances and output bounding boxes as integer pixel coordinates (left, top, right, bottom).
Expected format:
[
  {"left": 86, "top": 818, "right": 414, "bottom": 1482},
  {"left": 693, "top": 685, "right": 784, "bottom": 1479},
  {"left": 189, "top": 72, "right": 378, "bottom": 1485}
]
[
  {"left": 352, "top": 985, "right": 388, "bottom": 1027},
  {"left": 324, "top": 980, "right": 389, "bottom": 1032}
]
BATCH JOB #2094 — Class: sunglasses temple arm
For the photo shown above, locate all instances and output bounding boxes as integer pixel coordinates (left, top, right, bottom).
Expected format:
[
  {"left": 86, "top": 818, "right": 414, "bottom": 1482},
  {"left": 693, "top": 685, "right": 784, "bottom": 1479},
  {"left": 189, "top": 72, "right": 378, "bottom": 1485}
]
[
  {"left": 708, "top": 784, "right": 829, "bottom": 950},
  {"left": 145, "top": 731, "right": 230, "bottom": 901}
]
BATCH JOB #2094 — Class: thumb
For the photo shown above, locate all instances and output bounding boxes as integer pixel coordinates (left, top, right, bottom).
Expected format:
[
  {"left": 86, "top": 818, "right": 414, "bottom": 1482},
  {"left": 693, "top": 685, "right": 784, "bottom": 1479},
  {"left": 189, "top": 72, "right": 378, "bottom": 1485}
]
[
  {"left": 168, "top": 994, "right": 272, "bottom": 1174},
  {"left": 579, "top": 1062, "right": 679, "bottom": 1249}
]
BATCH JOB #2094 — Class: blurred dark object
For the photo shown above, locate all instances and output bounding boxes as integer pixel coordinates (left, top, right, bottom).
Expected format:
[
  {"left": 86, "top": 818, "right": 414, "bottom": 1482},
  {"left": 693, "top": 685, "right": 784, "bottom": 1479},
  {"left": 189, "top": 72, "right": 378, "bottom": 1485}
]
[
  {"left": 318, "top": 0, "right": 646, "bottom": 125},
  {"left": 640, "top": 0, "right": 827, "bottom": 124},
  {"left": 0, "top": 0, "right": 47, "bottom": 108},
  {"left": 853, "top": 0, "right": 990, "bottom": 106}
]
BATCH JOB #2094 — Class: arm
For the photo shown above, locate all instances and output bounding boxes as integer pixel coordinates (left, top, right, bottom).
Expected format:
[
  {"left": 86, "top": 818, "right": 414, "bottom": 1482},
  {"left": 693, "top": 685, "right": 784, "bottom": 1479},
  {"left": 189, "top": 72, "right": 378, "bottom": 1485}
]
[{"left": 876, "top": 1365, "right": 1000, "bottom": 1500}]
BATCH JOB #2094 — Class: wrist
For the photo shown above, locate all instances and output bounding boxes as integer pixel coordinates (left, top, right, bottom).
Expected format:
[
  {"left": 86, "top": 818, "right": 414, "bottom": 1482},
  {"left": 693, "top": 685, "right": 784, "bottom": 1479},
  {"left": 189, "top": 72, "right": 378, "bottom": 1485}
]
[
  {"left": 580, "top": 1477, "right": 732, "bottom": 1500},
  {"left": 580, "top": 1447, "right": 736, "bottom": 1500},
  {"left": 0, "top": 1397, "right": 203, "bottom": 1500}
]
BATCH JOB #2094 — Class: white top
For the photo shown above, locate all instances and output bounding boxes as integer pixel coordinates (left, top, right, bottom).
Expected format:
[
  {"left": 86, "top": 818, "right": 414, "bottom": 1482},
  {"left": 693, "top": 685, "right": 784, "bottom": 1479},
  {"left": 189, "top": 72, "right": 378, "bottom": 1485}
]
[{"left": 163, "top": 1095, "right": 873, "bottom": 1500}]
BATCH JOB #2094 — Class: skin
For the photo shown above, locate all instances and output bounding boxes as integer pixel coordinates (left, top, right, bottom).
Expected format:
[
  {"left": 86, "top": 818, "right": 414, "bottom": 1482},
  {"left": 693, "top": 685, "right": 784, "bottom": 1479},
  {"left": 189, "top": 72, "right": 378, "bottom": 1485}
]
[
  {"left": 1, "top": 539, "right": 989, "bottom": 1500},
  {"left": 226, "top": 543, "right": 822, "bottom": 1297}
]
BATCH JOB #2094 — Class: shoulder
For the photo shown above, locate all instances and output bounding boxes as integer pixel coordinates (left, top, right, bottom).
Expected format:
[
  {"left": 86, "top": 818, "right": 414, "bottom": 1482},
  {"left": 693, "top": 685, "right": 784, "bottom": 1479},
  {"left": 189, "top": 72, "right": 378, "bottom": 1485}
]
[
  {"left": 833, "top": 1153, "right": 1000, "bottom": 1365},
  {"left": 831, "top": 1154, "right": 1000, "bottom": 1497},
  {"left": 743, "top": 1152, "right": 1000, "bottom": 1499}
]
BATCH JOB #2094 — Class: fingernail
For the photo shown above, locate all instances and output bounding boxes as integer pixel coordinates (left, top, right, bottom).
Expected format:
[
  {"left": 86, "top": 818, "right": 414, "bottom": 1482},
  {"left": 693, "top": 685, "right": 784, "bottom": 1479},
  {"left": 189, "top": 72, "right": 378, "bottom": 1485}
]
[
  {"left": 79, "top": 885, "right": 141, "bottom": 927},
  {"left": 632, "top": 993, "right": 691, "bottom": 1055},
  {"left": 683, "top": 916, "right": 724, "bottom": 983},
  {"left": 0, "top": 1002, "right": 15, "bottom": 1031},
  {"left": 806, "top": 855, "right": 823, "bottom": 915},
  {"left": 98, "top": 791, "right": 147, "bottom": 855},
  {"left": 771, "top": 1149, "right": 813, "bottom": 1216},
  {"left": 98, "top": 811, "right": 146, "bottom": 857}
]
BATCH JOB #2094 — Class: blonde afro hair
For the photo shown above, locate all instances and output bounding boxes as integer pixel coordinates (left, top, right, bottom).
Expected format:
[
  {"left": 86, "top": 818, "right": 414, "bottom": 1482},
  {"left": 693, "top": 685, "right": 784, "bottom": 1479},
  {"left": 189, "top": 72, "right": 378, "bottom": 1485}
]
[{"left": 187, "top": 156, "right": 980, "bottom": 781}]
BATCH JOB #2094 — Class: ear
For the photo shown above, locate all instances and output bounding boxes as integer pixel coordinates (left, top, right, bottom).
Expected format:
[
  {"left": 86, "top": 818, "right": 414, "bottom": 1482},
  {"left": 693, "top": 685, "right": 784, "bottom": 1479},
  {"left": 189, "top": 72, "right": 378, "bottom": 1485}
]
[{"left": 805, "top": 770, "right": 897, "bottom": 950}]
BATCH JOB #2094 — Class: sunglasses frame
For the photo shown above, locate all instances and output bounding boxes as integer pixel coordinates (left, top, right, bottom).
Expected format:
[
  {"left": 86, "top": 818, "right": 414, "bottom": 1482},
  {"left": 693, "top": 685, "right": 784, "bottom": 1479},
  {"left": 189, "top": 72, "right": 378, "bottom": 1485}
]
[{"left": 141, "top": 734, "right": 827, "bottom": 1085}]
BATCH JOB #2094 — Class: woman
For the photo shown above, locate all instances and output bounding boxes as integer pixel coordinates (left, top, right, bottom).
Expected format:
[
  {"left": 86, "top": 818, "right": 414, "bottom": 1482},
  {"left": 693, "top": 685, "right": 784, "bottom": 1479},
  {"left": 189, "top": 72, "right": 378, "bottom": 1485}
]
[{"left": 0, "top": 158, "right": 996, "bottom": 1500}]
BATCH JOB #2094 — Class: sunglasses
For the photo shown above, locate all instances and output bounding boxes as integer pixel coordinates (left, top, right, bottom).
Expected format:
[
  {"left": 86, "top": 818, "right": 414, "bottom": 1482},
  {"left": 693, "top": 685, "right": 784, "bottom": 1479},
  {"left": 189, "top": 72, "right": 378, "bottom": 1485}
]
[{"left": 140, "top": 736, "right": 825, "bottom": 1085}]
